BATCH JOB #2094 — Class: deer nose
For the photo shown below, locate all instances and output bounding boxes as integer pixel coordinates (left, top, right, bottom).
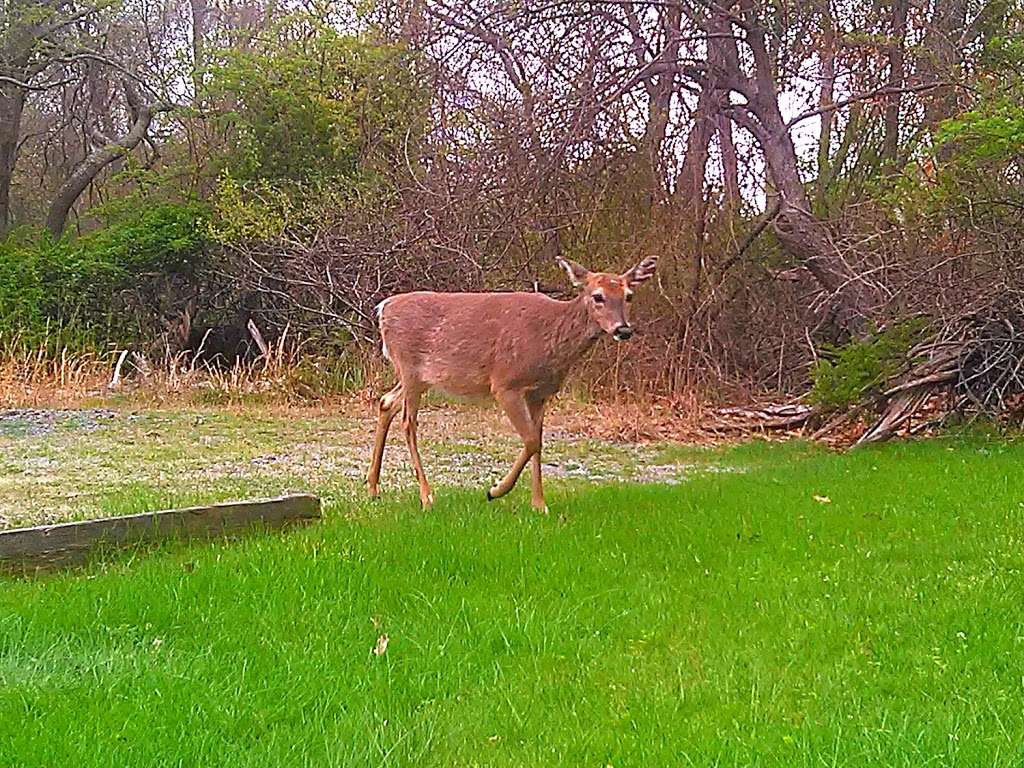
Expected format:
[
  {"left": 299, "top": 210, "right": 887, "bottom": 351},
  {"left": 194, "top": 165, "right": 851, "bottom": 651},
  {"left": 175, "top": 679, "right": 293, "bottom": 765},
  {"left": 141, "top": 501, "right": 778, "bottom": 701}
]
[{"left": 612, "top": 325, "right": 633, "bottom": 341}]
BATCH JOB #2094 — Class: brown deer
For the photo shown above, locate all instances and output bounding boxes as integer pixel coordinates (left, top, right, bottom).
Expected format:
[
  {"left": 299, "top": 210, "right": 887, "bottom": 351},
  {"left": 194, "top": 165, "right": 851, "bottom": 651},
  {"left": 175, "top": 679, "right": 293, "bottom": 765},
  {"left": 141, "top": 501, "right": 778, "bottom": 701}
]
[{"left": 367, "top": 254, "right": 659, "bottom": 511}]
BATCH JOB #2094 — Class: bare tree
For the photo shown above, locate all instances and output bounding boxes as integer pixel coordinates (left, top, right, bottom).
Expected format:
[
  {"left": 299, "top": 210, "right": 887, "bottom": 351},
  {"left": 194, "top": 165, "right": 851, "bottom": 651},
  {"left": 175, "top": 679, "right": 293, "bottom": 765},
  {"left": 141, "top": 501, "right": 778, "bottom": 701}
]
[
  {"left": 882, "top": 0, "right": 909, "bottom": 165},
  {"left": 0, "top": 1, "right": 115, "bottom": 231},
  {"left": 45, "top": 81, "right": 170, "bottom": 236}
]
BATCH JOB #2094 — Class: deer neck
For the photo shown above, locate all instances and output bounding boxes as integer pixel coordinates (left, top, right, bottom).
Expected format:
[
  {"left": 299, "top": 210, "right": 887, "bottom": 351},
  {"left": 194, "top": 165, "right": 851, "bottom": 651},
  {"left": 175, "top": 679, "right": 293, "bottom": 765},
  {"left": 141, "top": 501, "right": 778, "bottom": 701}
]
[{"left": 548, "top": 294, "right": 602, "bottom": 370}]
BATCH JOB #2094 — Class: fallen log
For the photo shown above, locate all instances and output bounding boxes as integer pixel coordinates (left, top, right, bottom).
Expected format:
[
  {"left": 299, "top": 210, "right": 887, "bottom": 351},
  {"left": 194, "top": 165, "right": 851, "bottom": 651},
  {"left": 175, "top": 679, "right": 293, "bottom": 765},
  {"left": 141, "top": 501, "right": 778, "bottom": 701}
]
[{"left": 0, "top": 493, "right": 321, "bottom": 574}]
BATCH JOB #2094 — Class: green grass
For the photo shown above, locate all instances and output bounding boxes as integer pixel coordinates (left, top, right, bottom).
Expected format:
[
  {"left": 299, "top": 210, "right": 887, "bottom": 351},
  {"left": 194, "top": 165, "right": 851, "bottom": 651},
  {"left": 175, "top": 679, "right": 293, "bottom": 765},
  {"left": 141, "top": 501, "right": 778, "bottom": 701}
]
[{"left": 3, "top": 437, "right": 1024, "bottom": 765}]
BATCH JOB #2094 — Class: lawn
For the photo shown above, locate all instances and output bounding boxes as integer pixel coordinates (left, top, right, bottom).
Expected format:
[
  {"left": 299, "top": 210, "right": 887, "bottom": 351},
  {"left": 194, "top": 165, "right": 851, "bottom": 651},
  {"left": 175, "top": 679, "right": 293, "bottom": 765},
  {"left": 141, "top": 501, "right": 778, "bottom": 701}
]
[{"left": 2, "top": 429, "right": 1024, "bottom": 766}]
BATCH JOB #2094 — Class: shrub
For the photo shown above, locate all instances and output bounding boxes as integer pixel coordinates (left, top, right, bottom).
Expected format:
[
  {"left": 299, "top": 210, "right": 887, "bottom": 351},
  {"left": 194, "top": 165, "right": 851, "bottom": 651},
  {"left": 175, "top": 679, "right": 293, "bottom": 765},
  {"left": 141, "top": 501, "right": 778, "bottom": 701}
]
[
  {"left": 0, "top": 202, "right": 208, "bottom": 351},
  {"left": 809, "top": 320, "right": 927, "bottom": 411},
  {"left": 203, "top": 17, "right": 427, "bottom": 186}
]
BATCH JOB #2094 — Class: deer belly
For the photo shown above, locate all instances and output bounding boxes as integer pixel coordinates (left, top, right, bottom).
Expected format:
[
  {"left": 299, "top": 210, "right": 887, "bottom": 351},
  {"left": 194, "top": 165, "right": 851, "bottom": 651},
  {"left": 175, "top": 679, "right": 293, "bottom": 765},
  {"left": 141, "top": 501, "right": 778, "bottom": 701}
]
[{"left": 420, "top": 359, "right": 492, "bottom": 398}]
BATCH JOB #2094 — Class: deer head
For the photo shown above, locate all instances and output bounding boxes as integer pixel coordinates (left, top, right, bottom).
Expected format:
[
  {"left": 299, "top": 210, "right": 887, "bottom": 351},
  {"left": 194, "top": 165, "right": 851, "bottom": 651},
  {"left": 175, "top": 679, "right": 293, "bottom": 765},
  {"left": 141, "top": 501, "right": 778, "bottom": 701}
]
[{"left": 556, "top": 255, "right": 659, "bottom": 341}]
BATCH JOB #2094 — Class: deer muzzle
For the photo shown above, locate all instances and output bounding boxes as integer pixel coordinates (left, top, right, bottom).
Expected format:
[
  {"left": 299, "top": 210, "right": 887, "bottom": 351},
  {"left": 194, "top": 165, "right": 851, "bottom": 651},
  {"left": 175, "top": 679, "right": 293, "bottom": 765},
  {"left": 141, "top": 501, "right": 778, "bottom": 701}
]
[{"left": 612, "top": 325, "right": 633, "bottom": 341}]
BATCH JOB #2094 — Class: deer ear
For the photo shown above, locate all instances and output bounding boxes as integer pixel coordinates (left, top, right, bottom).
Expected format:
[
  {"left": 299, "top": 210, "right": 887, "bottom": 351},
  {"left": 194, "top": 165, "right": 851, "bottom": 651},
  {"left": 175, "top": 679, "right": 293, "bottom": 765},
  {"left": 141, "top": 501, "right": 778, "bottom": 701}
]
[
  {"left": 624, "top": 255, "right": 659, "bottom": 286},
  {"left": 556, "top": 257, "right": 590, "bottom": 288}
]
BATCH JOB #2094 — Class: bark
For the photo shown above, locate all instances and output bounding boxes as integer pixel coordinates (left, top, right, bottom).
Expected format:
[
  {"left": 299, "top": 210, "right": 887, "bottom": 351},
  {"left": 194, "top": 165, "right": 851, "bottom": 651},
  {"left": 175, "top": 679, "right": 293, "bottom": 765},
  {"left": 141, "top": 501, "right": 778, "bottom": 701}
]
[
  {"left": 638, "top": 72, "right": 673, "bottom": 201},
  {"left": 719, "top": 0, "right": 868, "bottom": 334},
  {"left": 882, "top": 0, "right": 909, "bottom": 166},
  {"left": 761, "top": 123, "right": 857, "bottom": 323},
  {"left": 918, "top": 0, "right": 968, "bottom": 160},
  {"left": 0, "top": 86, "right": 26, "bottom": 233},
  {"left": 674, "top": 86, "right": 716, "bottom": 219},
  {"left": 618, "top": 2, "right": 684, "bottom": 201},
  {"left": 46, "top": 87, "right": 169, "bottom": 237},
  {"left": 815, "top": 12, "right": 836, "bottom": 212},
  {"left": 759, "top": 122, "right": 845, "bottom": 295},
  {"left": 636, "top": 3, "right": 683, "bottom": 202},
  {"left": 189, "top": 0, "right": 209, "bottom": 97},
  {"left": 674, "top": 10, "right": 733, "bottom": 217},
  {"left": 717, "top": 112, "right": 739, "bottom": 208},
  {"left": 0, "top": 18, "right": 33, "bottom": 234},
  {"left": 0, "top": 1, "right": 120, "bottom": 232}
]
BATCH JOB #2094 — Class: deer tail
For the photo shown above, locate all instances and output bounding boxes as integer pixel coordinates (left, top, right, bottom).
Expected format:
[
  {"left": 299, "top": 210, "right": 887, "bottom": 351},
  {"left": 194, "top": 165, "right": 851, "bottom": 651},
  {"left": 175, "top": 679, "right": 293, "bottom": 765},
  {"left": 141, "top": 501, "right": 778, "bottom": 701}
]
[{"left": 375, "top": 298, "right": 392, "bottom": 362}]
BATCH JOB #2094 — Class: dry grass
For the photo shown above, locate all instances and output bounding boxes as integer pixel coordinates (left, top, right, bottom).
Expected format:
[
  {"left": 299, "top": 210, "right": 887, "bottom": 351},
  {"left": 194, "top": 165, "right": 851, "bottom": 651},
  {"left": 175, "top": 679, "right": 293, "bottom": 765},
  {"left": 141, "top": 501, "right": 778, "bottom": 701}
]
[
  {"left": 0, "top": 333, "right": 356, "bottom": 409},
  {"left": 0, "top": 346, "right": 110, "bottom": 408},
  {"left": 0, "top": 342, "right": 712, "bottom": 444}
]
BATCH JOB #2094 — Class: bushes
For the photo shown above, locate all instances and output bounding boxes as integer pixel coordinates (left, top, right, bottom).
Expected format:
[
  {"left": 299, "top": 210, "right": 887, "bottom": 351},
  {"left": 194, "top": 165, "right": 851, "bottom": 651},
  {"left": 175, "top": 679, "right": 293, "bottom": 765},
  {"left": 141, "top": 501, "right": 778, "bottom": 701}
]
[
  {"left": 0, "top": 238, "right": 49, "bottom": 344},
  {"left": 809, "top": 320, "right": 927, "bottom": 411},
  {"left": 0, "top": 202, "right": 207, "bottom": 351}
]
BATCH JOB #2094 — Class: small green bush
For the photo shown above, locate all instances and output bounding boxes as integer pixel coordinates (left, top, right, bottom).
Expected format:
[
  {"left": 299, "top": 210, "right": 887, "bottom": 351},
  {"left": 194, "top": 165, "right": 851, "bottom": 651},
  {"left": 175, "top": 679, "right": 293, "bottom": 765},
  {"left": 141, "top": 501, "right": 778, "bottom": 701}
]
[
  {"left": 809, "top": 320, "right": 926, "bottom": 411},
  {"left": 0, "top": 235, "right": 49, "bottom": 343}
]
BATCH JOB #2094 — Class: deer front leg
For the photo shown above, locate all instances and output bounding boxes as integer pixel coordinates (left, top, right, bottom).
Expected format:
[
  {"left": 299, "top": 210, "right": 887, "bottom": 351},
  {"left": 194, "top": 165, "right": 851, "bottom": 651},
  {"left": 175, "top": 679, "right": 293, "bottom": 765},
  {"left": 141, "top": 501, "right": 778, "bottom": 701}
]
[
  {"left": 367, "top": 382, "right": 403, "bottom": 498},
  {"left": 488, "top": 389, "right": 542, "bottom": 507},
  {"left": 527, "top": 398, "right": 548, "bottom": 513},
  {"left": 401, "top": 387, "right": 433, "bottom": 509}
]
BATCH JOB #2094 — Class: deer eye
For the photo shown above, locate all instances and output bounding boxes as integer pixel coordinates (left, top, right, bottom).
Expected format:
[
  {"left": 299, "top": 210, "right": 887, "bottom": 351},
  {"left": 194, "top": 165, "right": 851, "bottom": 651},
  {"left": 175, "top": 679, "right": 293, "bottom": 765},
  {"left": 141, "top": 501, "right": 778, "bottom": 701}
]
[
  {"left": 592, "top": 293, "right": 605, "bottom": 305},
  {"left": 625, "top": 292, "right": 634, "bottom": 303}
]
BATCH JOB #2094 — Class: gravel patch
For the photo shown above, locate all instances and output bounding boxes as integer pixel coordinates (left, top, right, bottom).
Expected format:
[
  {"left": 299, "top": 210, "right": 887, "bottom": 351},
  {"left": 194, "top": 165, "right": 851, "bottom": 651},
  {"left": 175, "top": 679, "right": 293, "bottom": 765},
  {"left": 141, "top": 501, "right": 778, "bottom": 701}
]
[
  {"left": 0, "top": 407, "right": 726, "bottom": 528},
  {"left": 0, "top": 408, "right": 121, "bottom": 438}
]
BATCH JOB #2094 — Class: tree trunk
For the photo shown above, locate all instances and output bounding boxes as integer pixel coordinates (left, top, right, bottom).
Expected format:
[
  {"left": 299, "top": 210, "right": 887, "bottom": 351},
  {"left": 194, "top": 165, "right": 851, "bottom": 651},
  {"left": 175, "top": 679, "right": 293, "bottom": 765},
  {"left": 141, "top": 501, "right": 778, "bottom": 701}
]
[
  {"left": 626, "top": 2, "right": 682, "bottom": 203},
  {"left": 0, "top": 86, "right": 26, "bottom": 234},
  {"left": 189, "top": 0, "right": 210, "bottom": 98},
  {"left": 46, "top": 92, "right": 168, "bottom": 237},
  {"left": 639, "top": 75, "right": 673, "bottom": 202},
  {"left": 717, "top": 113, "right": 739, "bottom": 208},
  {"left": 918, "top": 0, "right": 968, "bottom": 161},
  {"left": 675, "top": 8, "right": 734, "bottom": 220},
  {"left": 713, "top": 0, "right": 870, "bottom": 336},
  {"left": 674, "top": 88, "right": 717, "bottom": 220},
  {"left": 758, "top": 107, "right": 865, "bottom": 330},
  {"left": 815, "top": 12, "right": 836, "bottom": 213},
  {"left": 882, "top": 0, "right": 909, "bottom": 166}
]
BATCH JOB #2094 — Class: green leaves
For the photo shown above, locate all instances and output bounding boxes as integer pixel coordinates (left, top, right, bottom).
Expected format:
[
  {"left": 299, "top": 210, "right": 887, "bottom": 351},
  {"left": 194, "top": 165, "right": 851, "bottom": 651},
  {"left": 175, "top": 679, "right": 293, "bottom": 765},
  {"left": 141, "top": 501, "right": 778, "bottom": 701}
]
[
  {"left": 937, "top": 101, "right": 1024, "bottom": 163},
  {"left": 202, "top": 16, "right": 427, "bottom": 187},
  {"left": 0, "top": 203, "right": 207, "bottom": 350},
  {"left": 809, "top": 320, "right": 927, "bottom": 411}
]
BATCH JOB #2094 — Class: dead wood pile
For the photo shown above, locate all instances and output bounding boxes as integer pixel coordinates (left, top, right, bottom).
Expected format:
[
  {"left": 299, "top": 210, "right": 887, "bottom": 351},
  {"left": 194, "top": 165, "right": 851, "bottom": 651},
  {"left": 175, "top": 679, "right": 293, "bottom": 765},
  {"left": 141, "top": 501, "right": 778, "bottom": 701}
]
[{"left": 707, "top": 296, "right": 1024, "bottom": 447}]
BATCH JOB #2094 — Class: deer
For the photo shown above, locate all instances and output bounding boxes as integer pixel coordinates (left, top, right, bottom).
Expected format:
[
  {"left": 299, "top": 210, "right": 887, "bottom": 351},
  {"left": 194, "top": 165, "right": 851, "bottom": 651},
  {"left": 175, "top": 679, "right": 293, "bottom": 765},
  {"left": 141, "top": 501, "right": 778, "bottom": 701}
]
[{"left": 366, "top": 254, "right": 659, "bottom": 511}]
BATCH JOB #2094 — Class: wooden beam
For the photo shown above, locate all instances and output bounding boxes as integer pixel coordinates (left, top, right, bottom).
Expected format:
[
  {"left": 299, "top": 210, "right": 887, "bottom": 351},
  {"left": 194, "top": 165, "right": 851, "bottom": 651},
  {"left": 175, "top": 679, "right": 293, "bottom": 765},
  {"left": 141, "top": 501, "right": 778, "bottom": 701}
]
[{"left": 0, "top": 494, "right": 321, "bottom": 573}]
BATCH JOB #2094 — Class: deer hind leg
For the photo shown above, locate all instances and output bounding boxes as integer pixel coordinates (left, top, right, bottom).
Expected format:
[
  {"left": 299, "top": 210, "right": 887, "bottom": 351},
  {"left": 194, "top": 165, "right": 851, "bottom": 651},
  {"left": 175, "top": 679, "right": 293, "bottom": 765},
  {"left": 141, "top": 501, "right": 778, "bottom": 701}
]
[
  {"left": 401, "top": 386, "right": 433, "bottom": 509},
  {"left": 367, "top": 382, "right": 403, "bottom": 498},
  {"left": 488, "top": 389, "right": 542, "bottom": 506}
]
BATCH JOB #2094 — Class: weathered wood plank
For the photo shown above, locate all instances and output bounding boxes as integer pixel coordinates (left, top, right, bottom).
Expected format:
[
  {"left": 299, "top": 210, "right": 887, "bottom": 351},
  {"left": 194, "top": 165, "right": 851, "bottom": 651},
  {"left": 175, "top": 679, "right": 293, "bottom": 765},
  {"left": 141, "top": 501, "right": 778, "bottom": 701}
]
[{"left": 0, "top": 493, "right": 321, "bottom": 573}]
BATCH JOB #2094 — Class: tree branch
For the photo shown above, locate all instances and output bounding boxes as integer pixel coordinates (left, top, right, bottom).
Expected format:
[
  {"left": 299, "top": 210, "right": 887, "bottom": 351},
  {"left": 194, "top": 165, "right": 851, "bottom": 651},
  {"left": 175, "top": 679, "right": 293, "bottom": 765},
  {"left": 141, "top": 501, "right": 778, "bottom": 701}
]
[
  {"left": 45, "top": 83, "right": 171, "bottom": 237},
  {"left": 786, "top": 81, "right": 950, "bottom": 130},
  {"left": 0, "top": 74, "right": 74, "bottom": 91}
]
